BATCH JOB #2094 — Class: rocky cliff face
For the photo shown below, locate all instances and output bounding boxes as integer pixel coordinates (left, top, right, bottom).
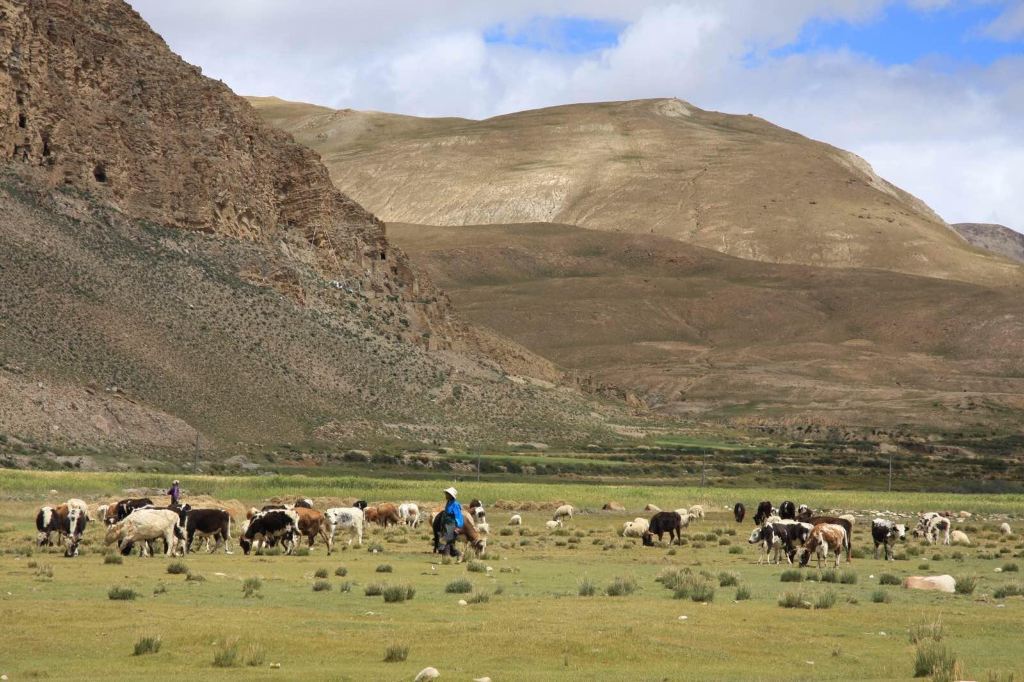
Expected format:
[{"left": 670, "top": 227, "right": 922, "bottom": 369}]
[
  {"left": 0, "top": 0, "right": 452, "bottom": 348},
  {"left": 951, "top": 223, "right": 1024, "bottom": 265}
]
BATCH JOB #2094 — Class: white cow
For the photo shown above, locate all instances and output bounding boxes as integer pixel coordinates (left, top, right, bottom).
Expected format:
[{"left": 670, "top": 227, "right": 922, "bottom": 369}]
[
  {"left": 926, "top": 516, "right": 952, "bottom": 545},
  {"left": 324, "top": 507, "right": 365, "bottom": 548},
  {"left": 104, "top": 509, "right": 181, "bottom": 556},
  {"left": 398, "top": 503, "right": 421, "bottom": 528}
]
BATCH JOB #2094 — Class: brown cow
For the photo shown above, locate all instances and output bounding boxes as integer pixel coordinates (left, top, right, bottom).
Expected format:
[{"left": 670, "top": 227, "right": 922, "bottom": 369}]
[
  {"left": 364, "top": 507, "right": 379, "bottom": 525},
  {"left": 374, "top": 503, "right": 401, "bottom": 527},
  {"left": 800, "top": 523, "right": 847, "bottom": 569},
  {"left": 294, "top": 507, "right": 333, "bottom": 554}
]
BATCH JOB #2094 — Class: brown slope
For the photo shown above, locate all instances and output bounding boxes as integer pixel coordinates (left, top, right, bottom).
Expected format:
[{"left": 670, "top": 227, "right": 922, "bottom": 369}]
[
  {"left": 0, "top": 0, "right": 617, "bottom": 453},
  {"left": 250, "top": 96, "right": 1022, "bottom": 286},
  {"left": 389, "top": 221, "right": 1024, "bottom": 432},
  {"left": 951, "top": 223, "right": 1024, "bottom": 264}
]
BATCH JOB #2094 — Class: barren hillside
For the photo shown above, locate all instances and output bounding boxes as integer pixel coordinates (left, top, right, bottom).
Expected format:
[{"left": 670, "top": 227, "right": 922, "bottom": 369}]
[
  {"left": 251, "top": 96, "right": 1021, "bottom": 286},
  {"left": 390, "top": 221, "right": 1024, "bottom": 432},
  {"left": 952, "top": 223, "right": 1024, "bottom": 264},
  {"left": 0, "top": 0, "right": 619, "bottom": 456}
]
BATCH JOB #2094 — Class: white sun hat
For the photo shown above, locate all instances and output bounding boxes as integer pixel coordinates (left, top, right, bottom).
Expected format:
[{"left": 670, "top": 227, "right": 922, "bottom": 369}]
[{"left": 444, "top": 487, "right": 458, "bottom": 498}]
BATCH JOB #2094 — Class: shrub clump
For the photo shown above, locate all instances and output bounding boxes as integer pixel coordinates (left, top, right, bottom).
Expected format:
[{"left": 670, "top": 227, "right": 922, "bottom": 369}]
[
  {"left": 605, "top": 575, "right": 638, "bottom": 597},
  {"left": 735, "top": 586, "right": 751, "bottom": 601},
  {"left": 334, "top": 566, "right": 348, "bottom": 577},
  {"left": 166, "top": 561, "right": 188, "bottom": 575},
  {"left": 383, "top": 644, "right": 409, "bottom": 663},
  {"left": 878, "top": 573, "right": 901, "bottom": 585},
  {"left": 780, "top": 569, "right": 803, "bottom": 583},
  {"left": 382, "top": 585, "right": 416, "bottom": 603},
  {"left": 870, "top": 589, "right": 891, "bottom": 604},
  {"left": 312, "top": 579, "right": 331, "bottom": 592},
  {"left": 445, "top": 578, "right": 473, "bottom": 594},
  {"left": 212, "top": 640, "right": 240, "bottom": 668},
  {"left": 578, "top": 578, "right": 597, "bottom": 596},
  {"left": 953, "top": 575, "right": 977, "bottom": 595},
  {"left": 814, "top": 590, "right": 837, "bottom": 610},
  {"left": 108, "top": 586, "right": 138, "bottom": 601},
  {"left": 466, "top": 560, "right": 487, "bottom": 573},
  {"left": 467, "top": 592, "right": 491, "bottom": 604},
  {"left": 314, "top": 568, "right": 329, "bottom": 579},
  {"left": 242, "top": 577, "right": 262, "bottom": 598},
  {"left": 718, "top": 572, "right": 739, "bottom": 587},
  {"left": 104, "top": 553, "right": 123, "bottom": 565},
  {"left": 908, "top": 619, "right": 944, "bottom": 645},
  {"left": 375, "top": 564, "right": 393, "bottom": 573},
  {"left": 778, "top": 591, "right": 811, "bottom": 609},
  {"left": 133, "top": 636, "right": 162, "bottom": 656},
  {"left": 912, "top": 642, "right": 962, "bottom": 680}
]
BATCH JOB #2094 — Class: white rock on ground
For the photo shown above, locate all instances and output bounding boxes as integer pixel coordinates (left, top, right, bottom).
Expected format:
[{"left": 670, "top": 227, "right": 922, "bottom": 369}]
[{"left": 414, "top": 667, "right": 440, "bottom": 681}]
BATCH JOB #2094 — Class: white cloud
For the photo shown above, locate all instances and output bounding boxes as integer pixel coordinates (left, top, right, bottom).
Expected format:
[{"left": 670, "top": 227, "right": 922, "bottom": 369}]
[{"left": 128, "top": 0, "right": 1024, "bottom": 232}]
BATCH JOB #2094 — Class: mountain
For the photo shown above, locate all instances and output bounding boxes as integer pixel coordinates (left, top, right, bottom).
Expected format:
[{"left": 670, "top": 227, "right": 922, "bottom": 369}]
[
  {"left": 388, "top": 221, "right": 1024, "bottom": 432},
  {"left": 0, "top": 0, "right": 619, "bottom": 457},
  {"left": 250, "top": 96, "right": 1021, "bottom": 286},
  {"left": 951, "top": 223, "right": 1024, "bottom": 264}
]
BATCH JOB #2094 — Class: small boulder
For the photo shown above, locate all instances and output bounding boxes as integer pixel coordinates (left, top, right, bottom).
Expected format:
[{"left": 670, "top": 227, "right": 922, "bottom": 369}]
[
  {"left": 415, "top": 667, "right": 440, "bottom": 681},
  {"left": 904, "top": 575, "right": 956, "bottom": 593}
]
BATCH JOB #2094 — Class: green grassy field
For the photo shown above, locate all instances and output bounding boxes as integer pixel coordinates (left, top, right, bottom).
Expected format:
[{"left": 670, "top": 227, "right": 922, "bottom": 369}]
[{"left": 2, "top": 471, "right": 1023, "bottom": 681}]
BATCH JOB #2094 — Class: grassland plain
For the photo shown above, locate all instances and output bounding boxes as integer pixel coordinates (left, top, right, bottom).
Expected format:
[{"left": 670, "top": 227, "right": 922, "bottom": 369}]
[{"left": 2, "top": 471, "right": 1024, "bottom": 680}]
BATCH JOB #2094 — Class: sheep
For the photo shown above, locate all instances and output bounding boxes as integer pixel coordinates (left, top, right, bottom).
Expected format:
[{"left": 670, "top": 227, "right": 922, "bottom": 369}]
[
  {"left": 552, "top": 505, "right": 574, "bottom": 522},
  {"left": 673, "top": 510, "right": 692, "bottom": 528},
  {"left": 545, "top": 520, "right": 562, "bottom": 531},
  {"left": 622, "top": 522, "right": 646, "bottom": 539},
  {"left": 508, "top": 514, "right": 522, "bottom": 526},
  {"left": 839, "top": 513, "right": 856, "bottom": 526},
  {"left": 1000, "top": 522, "right": 1013, "bottom": 536},
  {"left": 950, "top": 530, "right": 971, "bottom": 546},
  {"left": 688, "top": 505, "right": 704, "bottom": 520},
  {"left": 644, "top": 504, "right": 661, "bottom": 512}
]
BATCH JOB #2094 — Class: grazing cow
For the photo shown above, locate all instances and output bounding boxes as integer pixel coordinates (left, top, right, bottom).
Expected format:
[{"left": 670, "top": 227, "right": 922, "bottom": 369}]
[
  {"left": 430, "top": 512, "right": 486, "bottom": 561},
  {"left": 36, "top": 506, "right": 62, "bottom": 547},
  {"left": 871, "top": 518, "right": 906, "bottom": 560},
  {"left": 778, "top": 501, "right": 796, "bottom": 520},
  {"left": 294, "top": 498, "right": 314, "bottom": 509},
  {"left": 363, "top": 507, "right": 379, "bottom": 525},
  {"left": 753, "top": 500, "right": 773, "bottom": 526},
  {"left": 105, "top": 509, "right": 181, "bottom": 557},
  {"left": 642, "top": 511, "right": 683, "bottom": 546},
  {"left": 36, "top": 504, "right": 88, "bottom": 556},
  {"left": 180, "top": 508, "right": 233, "bottom": 554},
  {"left": 294, "top": 507, "right": 333, "bottom": 554},
  {"left": 239, "top": 509, "right": 301, "bottom": 555},
  {"left": 325, "top": 507, "right": 364, "bottom": 548},
  {"left": 748, "top": 522, "right": 811, "bottom": 564},
  {"left": 105, "top": 498, "right": 154, "bottom": 525},
  {"left": 261, "top": 504, "right": 291, "bottom": 512},
  {"left": 552, "top": 505, "right": 574, "bottom": 522},
  {"left": 807, "top": 516, "right": 853, "bottom": 561},
  {"left": 398, "top": 502, "right": 421, "bottom": 527},
  {"left": 925, "top": 516, "right": 952, "bottom": 545},
  {"left": 374, "top": 503, "right": 401, "bottom": 528},
  {"left": 800, "top": 523, "right": 848, "bottom": 569},
  {"left": 796, "top": 504, "right": 813, "bottom": 522},
  {"left": 733, "top": 503, "right": 746, "bottom": 524}
]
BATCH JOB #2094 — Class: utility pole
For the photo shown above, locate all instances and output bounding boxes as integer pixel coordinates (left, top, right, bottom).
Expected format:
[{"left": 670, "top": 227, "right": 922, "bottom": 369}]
[
  {"left": 193, "top": 433, "right": 200, "bottom": 474},
  {"left": 888, "top": 452, "right": 893, "bottom": 493},
  {"left": 477, "top": 450, "right": 481, "bottom": 482},
  {"left": 700, "top": 450, "right": 707, "bottom": 489}
]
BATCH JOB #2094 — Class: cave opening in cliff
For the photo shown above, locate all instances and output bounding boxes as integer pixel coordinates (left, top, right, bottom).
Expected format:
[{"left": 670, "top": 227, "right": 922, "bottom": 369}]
[
  {"left": 93, "top": 163, "right": 107, "bottom": 182},
  {"left": 18, "top": 114, "right": 26, "bottom": 128}
]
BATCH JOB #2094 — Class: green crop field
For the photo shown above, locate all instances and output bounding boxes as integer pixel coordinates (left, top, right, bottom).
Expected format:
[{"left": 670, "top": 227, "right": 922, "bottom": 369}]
[{"left": 1, "top": 471, "right": 1023, "bottom": 681}]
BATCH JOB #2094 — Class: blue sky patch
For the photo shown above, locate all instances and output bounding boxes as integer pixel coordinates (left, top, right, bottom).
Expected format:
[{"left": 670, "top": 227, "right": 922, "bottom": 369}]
[
  {"left": 772, "top": 2, "right": 1023, "bottom": 68},
  {"left": 484, "top": 17, "right": 623, "bottom": 54}
]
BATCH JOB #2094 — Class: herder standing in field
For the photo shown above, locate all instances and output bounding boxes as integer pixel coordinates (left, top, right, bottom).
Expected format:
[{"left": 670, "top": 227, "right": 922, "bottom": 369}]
[
  {"left": 440, "top": 487, "right": 464, "bottom": 559},
  {"left": 167, "top": 479, "right": 181, "bottom": 506}
]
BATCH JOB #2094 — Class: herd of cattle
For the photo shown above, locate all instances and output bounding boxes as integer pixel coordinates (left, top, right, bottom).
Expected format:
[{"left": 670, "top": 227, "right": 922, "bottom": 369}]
[
  {"left": 34, "top": 495, "right": 989, "bottom": 568},
  {"left": 34, "top": 496, "right": 491, "bottom": 561}
]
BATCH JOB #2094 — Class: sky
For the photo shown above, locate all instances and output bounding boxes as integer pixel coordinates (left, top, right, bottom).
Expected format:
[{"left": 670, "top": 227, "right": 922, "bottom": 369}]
[{"left": 129, "top": 0, "right": 1024, "bottom": 232}]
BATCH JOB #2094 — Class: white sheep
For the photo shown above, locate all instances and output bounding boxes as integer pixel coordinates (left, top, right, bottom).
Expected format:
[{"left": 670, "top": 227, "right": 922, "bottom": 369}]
[
  {"left": 839, "top": 513, "right": 856, "bottom": 526},
  {"left": 508, "top": 514, "right": 522, "bottom": 526},
  {"left": 545, "top": 520, "right": 562, "bottom": 531},
  {"left": 1000, "top": 522, "right": 1012, "bottom": 536},
  {"left": 622, "top": 521, "right": 645, "bottom": 539},
  {"left": 688, "top": 504, "right": 704, "bottom": 520},
  {"left": 950, "top": 530, "right": 971, "bottom": 546},
  {"left": 552, "top": 505, "right": 574, "bottom": 522},
  {"left": 415, "top": 667, "right": 440, "bottom": 682},
  {"left": 644, "top": 503, "right": 661, "bottom": 512},
  {"left": 673, "top": 510, "right": 692, "bottom": 528}
]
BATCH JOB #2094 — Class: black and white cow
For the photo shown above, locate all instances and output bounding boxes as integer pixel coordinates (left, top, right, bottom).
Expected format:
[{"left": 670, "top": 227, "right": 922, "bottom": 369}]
[
  {"left": 871, "top": 518, "right": 907, "bottom": 560},
  {"left": 749, "top": 521, "right": 812, "bottom": 564},
  {"left": 925, "top": 516, "right": 952, "bottom": 545},
  {"left": 240, "top": 509, "right": 300, "bottom": 555},
  {"left": 35, "top": 504, "right": 88, "bottom": 557},
  {"left": 748, "top": 523, "right": 785, "bottom": 564},
  {"left": 180, "top": 508, "right": 233, "bottom": 554},
  {"left": 796, "top": 504, "right": 813, "bottom": 522},
  {"left": 105, "top": 497, "right": 154, "bottom": 525},
  {"left": 753, "top": 500, "right": 773, "bottom": 526},
  {"left": 778, "top": 501, "right": 796, "bottom": 520},
  {"left": 294, "top": 498, "right": 314, "bottom": 509},
  {"left": 733, "top": 503, "right": 746, "bottom": 524}
]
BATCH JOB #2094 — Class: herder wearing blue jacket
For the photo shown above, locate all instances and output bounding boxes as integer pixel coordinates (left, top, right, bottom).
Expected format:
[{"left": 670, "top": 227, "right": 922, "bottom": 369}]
[{"left": 440, "top": 486, "right": 464, "bottom": 558}]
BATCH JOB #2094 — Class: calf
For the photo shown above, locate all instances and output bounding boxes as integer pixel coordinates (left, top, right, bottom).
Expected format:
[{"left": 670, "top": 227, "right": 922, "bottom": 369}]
[
  {"left": 294, "top": 507, "right": 332, "bottom": 554},
  {"left": 181, "top": 508, "right": 233, "bottom": 554},
  {"left": 871, "top": 519, "right": 906, "bottom": 560},
  {"left": 105, "top": 509, "right": 181, "bottom": 557},
  {"left": 748, "top": 524, "right": 785, "bottom": 564},
  {"left": 294, "top": 498, "right": 314, "bottom": 509},
  {"left": 642, "top": 511, "right": 683, "bottom": 546},
  {"left": 807, "top": 516, "right": 853, "bottom": 562},
  {"left": 800, "top": 523, "right": 848, "bottom": 569},
  {"left": 240, "top": 509, "right": 301, "bottom": 555},
  {"left": 778, "top": 501, "right": 796, "bottom": 520},
  {"left": 325, "top": 507, "right": 364, "bottom": 548},
  {"left": 753, "top": 500, "right": 773, "bottom": 526},
  {"left": 733, "top": 502, "right": 746, "bottom": 524}
]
